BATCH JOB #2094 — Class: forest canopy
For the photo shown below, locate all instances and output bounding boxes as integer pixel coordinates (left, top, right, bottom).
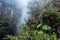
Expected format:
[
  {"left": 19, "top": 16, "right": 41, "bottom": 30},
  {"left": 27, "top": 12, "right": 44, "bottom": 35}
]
[{"left": 4, "top": 7, "right": 60, "bottom": 40}]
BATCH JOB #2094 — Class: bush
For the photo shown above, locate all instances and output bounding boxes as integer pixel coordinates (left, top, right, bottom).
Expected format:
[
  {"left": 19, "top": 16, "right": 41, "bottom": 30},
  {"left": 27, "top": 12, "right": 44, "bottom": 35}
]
[{"left": 4, "top": 24, "right": 57, "bottom": 40}]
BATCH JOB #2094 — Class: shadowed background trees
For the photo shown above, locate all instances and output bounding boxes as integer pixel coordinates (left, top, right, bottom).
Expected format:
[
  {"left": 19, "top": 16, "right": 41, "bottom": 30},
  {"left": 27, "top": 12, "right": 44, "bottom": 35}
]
[{"left": 0, "top": 1, "right": 21, "bottom": 40}]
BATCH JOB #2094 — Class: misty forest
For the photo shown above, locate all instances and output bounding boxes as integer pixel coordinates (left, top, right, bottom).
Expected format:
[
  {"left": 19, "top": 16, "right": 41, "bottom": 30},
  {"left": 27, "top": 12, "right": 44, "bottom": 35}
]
[{"left": 0, "top": 0, "right": 60, "bottom": 40}]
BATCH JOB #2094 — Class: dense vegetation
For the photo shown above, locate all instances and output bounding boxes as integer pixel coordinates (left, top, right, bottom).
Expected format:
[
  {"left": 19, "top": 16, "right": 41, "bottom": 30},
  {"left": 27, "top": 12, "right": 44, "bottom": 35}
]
[
  {"left": 1, "top": 0, "right": 60, "bottom": 40},
  {"left": 0, "top": 1, "right": 21, "bottom": 40},
  {"left": 4, "top": 7, "right": 60, "bottom": 40}
]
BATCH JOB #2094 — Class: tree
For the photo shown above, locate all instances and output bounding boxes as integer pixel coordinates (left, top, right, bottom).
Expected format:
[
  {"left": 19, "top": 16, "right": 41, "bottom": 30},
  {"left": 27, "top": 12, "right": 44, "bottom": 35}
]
[
  {"left": 28, "top": 0, "right": 53, "bottom": 19},
  {"left": 5, "top": 7, "right": 58, "bottom": 40},
  {"left": 0, "top": 1, "right": 21, "bottom": 40}
]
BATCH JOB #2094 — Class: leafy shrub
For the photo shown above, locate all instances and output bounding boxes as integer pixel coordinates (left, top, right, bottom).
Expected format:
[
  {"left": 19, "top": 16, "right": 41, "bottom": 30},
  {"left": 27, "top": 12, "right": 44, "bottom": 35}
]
[{"left": 4, "top": 24, "right": 57, "bottom": 40}]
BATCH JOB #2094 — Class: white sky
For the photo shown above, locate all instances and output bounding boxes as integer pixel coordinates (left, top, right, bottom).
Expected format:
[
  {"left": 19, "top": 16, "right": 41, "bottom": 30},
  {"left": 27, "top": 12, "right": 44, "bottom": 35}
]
[{"left": 15, "top": 0, "right": 29, "bottom": 24}]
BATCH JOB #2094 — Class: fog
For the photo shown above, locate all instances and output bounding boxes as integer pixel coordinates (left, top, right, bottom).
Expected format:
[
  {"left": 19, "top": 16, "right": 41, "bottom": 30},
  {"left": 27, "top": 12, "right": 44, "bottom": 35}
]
[
  {"left": 0, "top": 0, "right": 52, "bottom": 24},
  {"left": 0, "top": 0, "right": 52, "bottom": 35}
]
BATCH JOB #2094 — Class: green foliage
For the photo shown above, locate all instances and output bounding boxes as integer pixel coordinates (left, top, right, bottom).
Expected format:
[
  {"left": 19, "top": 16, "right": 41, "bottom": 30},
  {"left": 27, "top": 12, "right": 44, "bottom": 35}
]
[
  {"left": 38, "top": 7, "right": 60, "bottom": 33},
  {"left": 42, "top": 25, "right": 52, "bottom": 31},
  {"left": 4, "top": 7, "right": 59, "bottom": 40},
  {"left": 38, "top": 7, "right": 58, "bottom": 23},
  {"left": 4, "top": 24, "right": 57, "bottom": 40}
]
